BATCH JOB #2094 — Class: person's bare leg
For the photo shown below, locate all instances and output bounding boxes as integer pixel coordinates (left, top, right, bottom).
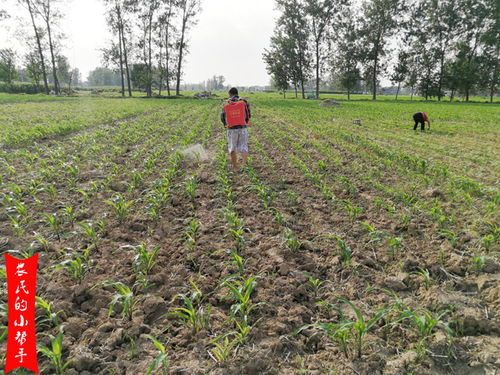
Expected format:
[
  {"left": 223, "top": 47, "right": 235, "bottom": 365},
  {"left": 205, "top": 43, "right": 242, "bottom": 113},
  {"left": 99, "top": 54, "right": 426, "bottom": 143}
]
[
  {"left": 241, "top": 152, "right": 249, "bottom": 167},
  {"left": 230, "top": 152, "right": 238, "bottom": 171}
]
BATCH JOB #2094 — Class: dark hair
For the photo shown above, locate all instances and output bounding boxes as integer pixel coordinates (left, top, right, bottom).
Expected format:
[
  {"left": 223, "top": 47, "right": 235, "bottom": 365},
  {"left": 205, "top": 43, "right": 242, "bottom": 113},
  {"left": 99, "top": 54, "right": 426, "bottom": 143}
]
[{"left": 229, "top": 87, "right": 238, "bottom": 96}]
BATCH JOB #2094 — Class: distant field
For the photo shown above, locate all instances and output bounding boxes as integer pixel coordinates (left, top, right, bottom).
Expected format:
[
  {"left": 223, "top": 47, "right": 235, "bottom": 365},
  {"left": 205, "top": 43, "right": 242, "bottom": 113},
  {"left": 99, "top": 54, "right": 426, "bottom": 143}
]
[{"left": 0, "top": 96, "right": 498, "bottom": 374}]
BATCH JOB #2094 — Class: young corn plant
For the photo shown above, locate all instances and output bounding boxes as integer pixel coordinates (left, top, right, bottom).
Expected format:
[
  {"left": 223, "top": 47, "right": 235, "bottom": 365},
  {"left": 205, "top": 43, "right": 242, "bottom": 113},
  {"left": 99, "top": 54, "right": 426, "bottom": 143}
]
[
  {"left": 104, "top": 193, "right": 135, "bottom": 223},
  {"left": 62, "top": 205, "right": 76, "bottom": 228},
  {"left": 307, "top": 275, "right": 325, "bottom": 300},
  {"left": 222, "top": 275, "right": 262, "bottom": 324},
  {"left": 39, "top": 328, "right": 72, "bottom": 375},
  {"left": 77, "top": 222, "right": 99, "bottom": 250},
  {"left": 397, "top": 308, "right": 451, "bottom": 359},
  {"left": 229, "top": 251, "right": 245, "bottom": 275},
  {"left": 184, "top": 218, "right": 200, "bottom": 252},
  {"left": 387, "top": 235, "right": 404, "bottom": 259},
  {"left": 336, "top": 297, "right": 387, "bottom": 359},
  {"left": 413, "top": 268, "right": 433, "bottom": 289},
  {"left": 35, "top": 296, "right": 63, "bottom": 329},
  {"left": 145, "top": 336, "right": 169, "bottom": 375},
  {"left": 333, "top": 236, "right": 352, "bottom": 265},
  {"left": 185, "top": 175, "right": 198, "bottom": 203},
  {"left": 208, "top": 332, "right": 239, "bottom": 364},
  {"left": 40, "top": 212, "right": 62, "bottom": 242},
  {"left": 294, "top": 321, "right": 351, "bottom": 358},
  {"left": 167, "top": 280, "right": 211, "bottom": 334},
  {"left": 283, "top": 227, "right": 301, "bottom": 251},
  {"left": 95, "top": 280, "right": 137, "bottom": 321},
  {"left": 133, "top": 243, "right": 159, "bottom": 276},
  {"left": 53, "top": 249, "right": 91, "bottom": 284},
  {"left": 33, "top": 232, "right": 50, "bottom": 252}
]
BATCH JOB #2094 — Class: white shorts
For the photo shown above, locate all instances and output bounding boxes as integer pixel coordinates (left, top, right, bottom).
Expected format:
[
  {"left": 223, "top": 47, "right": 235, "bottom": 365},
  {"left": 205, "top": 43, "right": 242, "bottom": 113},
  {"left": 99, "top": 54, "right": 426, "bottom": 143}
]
[{"left": 227, "top": 127, "right": 249, "bottom": 153}]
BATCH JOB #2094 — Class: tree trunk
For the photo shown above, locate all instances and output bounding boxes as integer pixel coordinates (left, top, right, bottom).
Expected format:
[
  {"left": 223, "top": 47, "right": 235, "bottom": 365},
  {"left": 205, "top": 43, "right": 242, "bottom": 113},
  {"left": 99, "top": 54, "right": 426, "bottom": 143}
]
[
  {"left": 315, "top": 38, "right": 320, "bottom": 99},
  {"left": 44, "top": 2, "right": 59, "bottom": 95},
  {"left": 165, "top": 29, "right": 171, "bottom": 96},
  {"left": 176, "top": 2, "right": 188, "bottom": 97},
  {"left": 158, "top": 37, "right": 163, "bottom": 96},
  {"left": 118, "top": 24, "right": 125, "bottom": 97},
  {"left": 372, "top": 55, "right": 378, "bottom": 100},
  {"left": 347, "top": 88, "right": 350, "bottom": 101},
  {"left": 147, "top": 10, "right": 153, "bottom": 97},
  {"left": 121, "top": 26, "right": 132, "bottom": 97},
  {"left": 395, "top": 81, "right": 400, "bottom": 100},
  {"left": 294, "top": 84, "right": 298, "bottom": 98},
  {"left": 437, "top": 51, "right": 445, "bottom": 101},
  {"left": 450, "top": 89, "right": 455, "bottom": 102},
  {"left": 26, "top": 0, "right": 49, "bottom": 95}
]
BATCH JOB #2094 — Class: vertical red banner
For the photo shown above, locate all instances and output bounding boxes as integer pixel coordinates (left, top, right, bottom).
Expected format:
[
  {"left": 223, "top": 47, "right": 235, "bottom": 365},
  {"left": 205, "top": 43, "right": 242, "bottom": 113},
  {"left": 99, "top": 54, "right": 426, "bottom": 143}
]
[{"left": 4, "top": 253, "right": 39, "bottom": 374}]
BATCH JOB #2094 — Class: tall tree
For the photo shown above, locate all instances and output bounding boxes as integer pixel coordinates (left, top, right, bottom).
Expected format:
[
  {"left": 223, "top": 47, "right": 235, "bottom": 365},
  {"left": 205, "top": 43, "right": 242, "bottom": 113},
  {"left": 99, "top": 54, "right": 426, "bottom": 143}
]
[
  {"left": 263, "top": 40, "right": 290, "bottom": 97},
  {"left": 136, "top": 0, "right": 160, "bottom": 97},
  {"left": 477, "top": 0, "right": 499, "bottom": 102},
  {"left": 305, "top": 0, "right": 347, "bottom": 98},
  {"left": 390, "top": 50, "right": 409, "bottom": 100},
  {"left": 0, "top": 49, "right": 18, "bottom": 84},
  {"left": 275, "top": 0, "right": 312, "bottom": 98},
  {"left": 453, "top": 0, "right": 491, "bottom": 101},
  {"left": 33, "top": 0, "right": 62, "bottom": 94},
  {"left": 175, "top": 0, "right": 201, "bottom": 96},
  {"left": 157, "top": 0, "right": 176, "bottom": 96},
  {"left": 25, "top": 50, "right": 42, "bottom": 91},
  {"left": 19, "top": 0, "right": 50, "bottom": 94},
  {"left": 358, "top": 0, "right": 404, "bottom": 100},
  {"left": 333, "top": 5, "right": 360, "bottom": 100},
  {"left": 104, "top": 0, "right": 126, "bottom": 96}
]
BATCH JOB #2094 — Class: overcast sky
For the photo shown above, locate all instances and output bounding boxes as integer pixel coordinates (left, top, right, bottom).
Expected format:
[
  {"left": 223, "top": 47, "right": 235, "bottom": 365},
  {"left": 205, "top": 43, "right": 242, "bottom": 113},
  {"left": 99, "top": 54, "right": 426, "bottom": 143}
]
[{"left": 0, "top": 0, "right": 279, "bottom": 86}]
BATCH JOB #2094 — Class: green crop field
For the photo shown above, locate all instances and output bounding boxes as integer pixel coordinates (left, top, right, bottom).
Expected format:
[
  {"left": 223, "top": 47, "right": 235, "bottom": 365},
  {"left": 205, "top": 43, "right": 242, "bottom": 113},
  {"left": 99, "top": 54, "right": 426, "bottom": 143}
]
[{"left": 0, "top": 96, "right": 498, "bottom": 374}]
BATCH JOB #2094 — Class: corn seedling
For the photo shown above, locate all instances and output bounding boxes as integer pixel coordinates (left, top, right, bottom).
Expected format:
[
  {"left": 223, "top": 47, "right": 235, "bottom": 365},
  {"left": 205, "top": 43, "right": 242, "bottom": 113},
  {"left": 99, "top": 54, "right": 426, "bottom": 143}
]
[
  {"left": 62, "top": 205, "right": 76, "bottom": 228},
  {"left": 104, "top": 194, "right": 135, "bottom": 223},
  {"left": 294, "top": 322, "right": 350, "bottom": 358},
  {"left": 78, "top": 222, "right": 99, "bottom": 249},
  {"left": 40, "top": 212, "right": 62, "bottom": 242},
  {"left": 222, "top": 275, "right": 262, "bottom": 323},
  {"left": 333, "top": 236, "right": 352, "bottom": 265},
  {"left": 283, "top": 227, "right": 301, "bottom": 251},
  {"left": 397, "top": 308, "right": 451, "bottom": 359},
  {"left": 229, "top": 251, "right": 245, "bottom": 275},
  {"left": 145, "top": 336, "right": 169, "bottom": 375},
  {"left": 96, "top": 280, "right": 136, "bottom": 321},
  {"left": 33, "top": 232, "right": 50, "bottom": 252},
  {"left": 35, "top": 296, "right": 63, "bottom": 329},
  {"left": 307, "top": 275, "right": 325, "bottom": 299},
  {"left": 185, "top": 175, "right": 198, "bottom": 202},
  {"left": 53, "top": 249, "right": 90, "bottom": 283},
  {"left": 413, "top": 268, "right": 433, "bottom": 289},
  {"left": 167, "top": 280, "right": 210, "bottom": 334},
  {"left": 208, "top": 332, "right": 239, "bottom": 364},
  {"left": 133, "top": 243, "right": 159, "bottom": 276},
  {"left": 39, "top": 328, "right": 72, "bottom": 375},
  {"left": 336, "top": 297, "right": 387, "bottom": 358}
]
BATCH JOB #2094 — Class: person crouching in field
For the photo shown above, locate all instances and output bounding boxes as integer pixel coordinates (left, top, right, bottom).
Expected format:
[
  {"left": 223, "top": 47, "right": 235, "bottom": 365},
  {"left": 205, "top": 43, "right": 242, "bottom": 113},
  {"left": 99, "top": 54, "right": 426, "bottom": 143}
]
[
  {"left": 221, "top": 87, "right": 251, "bottom": 171},
  {"left": 413, "top": 112, "right": 431, "bottom": 131}
]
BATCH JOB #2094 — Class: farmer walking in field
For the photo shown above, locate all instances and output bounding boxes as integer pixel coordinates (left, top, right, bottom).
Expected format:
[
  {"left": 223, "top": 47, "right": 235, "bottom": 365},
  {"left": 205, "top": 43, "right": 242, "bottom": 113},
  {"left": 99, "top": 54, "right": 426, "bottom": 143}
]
[
  {"left": 221, "top": 87, "right": 251, "bottom": 171},
  {"left": 413, "top": 111, "right": 431, "bottom": 131}
]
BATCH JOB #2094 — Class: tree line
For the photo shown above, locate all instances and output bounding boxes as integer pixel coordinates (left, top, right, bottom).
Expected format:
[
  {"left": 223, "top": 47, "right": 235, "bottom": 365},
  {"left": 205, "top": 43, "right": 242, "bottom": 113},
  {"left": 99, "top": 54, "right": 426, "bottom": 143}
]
[
  {"left": 263, "top": 0, "right": 499, "bottom": 102},
  {"left": 101, "top": 0, "right": 201, "bottom": 97},
  {"left": 0, "top": 0, "right": 202, "bottom": 96}
]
